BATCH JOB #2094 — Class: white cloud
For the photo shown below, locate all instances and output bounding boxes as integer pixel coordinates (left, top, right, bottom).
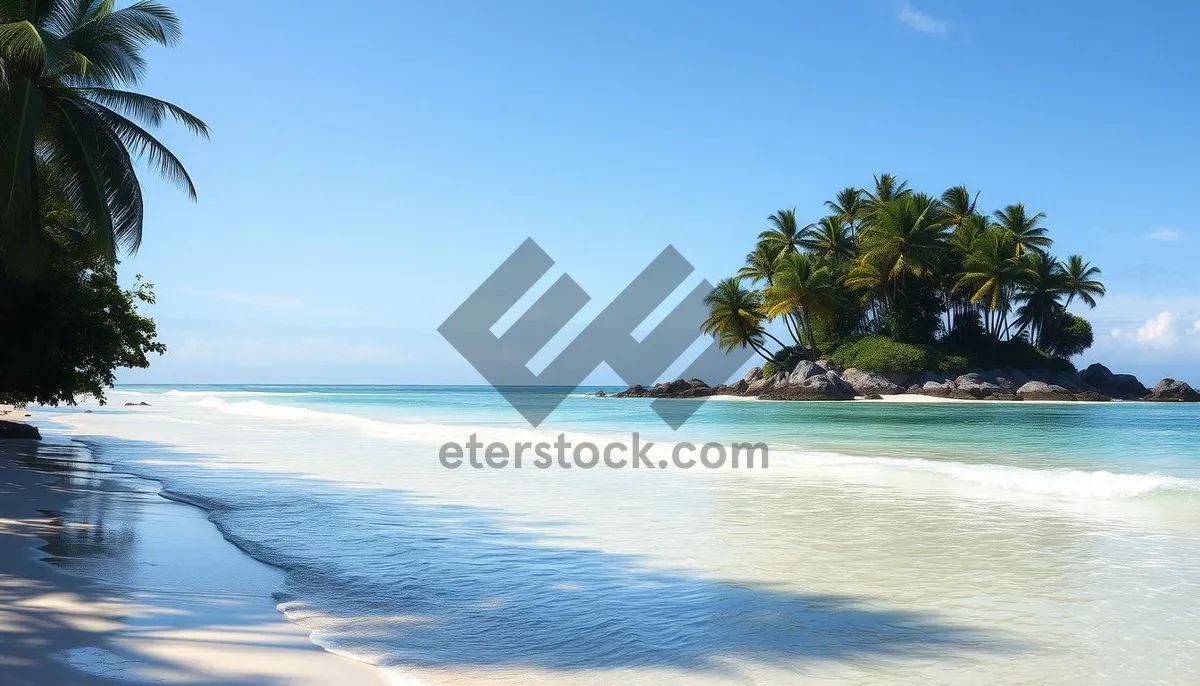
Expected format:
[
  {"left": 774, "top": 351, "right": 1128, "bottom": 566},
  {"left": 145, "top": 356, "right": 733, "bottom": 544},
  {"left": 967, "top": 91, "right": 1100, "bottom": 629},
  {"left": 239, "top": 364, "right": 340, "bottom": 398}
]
[
  {"left": 898, "top": 2, "right": 949, "bottom": 34},
  {"left": 1110, "top": 311, "right": 1200, "bottom": 349},
  {"left": 1147, "top": 228, "right": 1184, "bottom": 241}
]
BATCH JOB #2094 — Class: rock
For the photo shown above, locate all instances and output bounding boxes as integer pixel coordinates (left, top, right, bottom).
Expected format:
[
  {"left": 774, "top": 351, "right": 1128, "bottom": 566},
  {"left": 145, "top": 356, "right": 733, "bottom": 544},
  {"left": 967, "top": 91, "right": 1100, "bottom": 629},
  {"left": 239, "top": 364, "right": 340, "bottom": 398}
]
[
  {"left": 990, "top": 393, "right": 1021, "bottom": 401},
  {"left": 1081, "top": 363, "right": 1148, "bottom": 399},
  {"left": 612, "top": 384, "right": 648, "bottom": 398},
  {"left": 1017, "top": 381, "right": 1076, "bottom": 401},
  {"left": 840, "top": 368, "right": 903, "bottom": 395},
  {"left": 1006, "top": 368, "right": 1031, "bottom": 385},
  {"left": 760, "top": 371, "right": 855, "bottom": 401},
  {"left": 817, "top": 359, "right": 842, "bottom": 373},
  {"left": 785, "top": 361, "right": 829, "bottom": 384},
  {"left": 1081, "top": 363, "right": 1115, "bottom": 388},
  {"left": 980, "top": 369, "right": 1018, "bottom": 392},
  {"left": 0, "top": 420, "right": 40, "bottom": 440},
  {"left": 863, "top": 393, "right": 884, "bottom": 400},
  {"left": 921, "top": 380, "right": 955, "bottom": 397},
  {"left": 953, "top": 373, "right": 1004, "bottom": 399},
  {"left": 742, "top": 367, "right": 763, "bottom": 383},
  {"left": 915, "top": 370, "right": 952, "bottom": 386},
  {"left": 1109, "top": 374, "right": 1149, "bottom": 399},
  {"left": 1074, "top": 391, "right": 1112, "bottom": 402},
  {"left": 1051, "top": 372, "right": 1090, "bottom": 393},
  {"left": 83, "top": 409, "right": 93, "bottom": 413},
  {"left": 744, "top": 375, "right": 775, "bottom": 396},
  {"left": 594, "top": 390, "right": 608, "bottom": 397},
  {"left": 1145, "top": 378, "right": 1200, "bottom": 402},
  {"left": 905, "top": 384, "right": 923, "bottom": 394}
]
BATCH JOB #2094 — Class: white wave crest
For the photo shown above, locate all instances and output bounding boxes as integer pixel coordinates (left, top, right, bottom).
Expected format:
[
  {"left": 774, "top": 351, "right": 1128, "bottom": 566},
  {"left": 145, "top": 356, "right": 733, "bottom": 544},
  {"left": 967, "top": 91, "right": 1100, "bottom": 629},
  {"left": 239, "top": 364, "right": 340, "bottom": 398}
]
[
  {"left": 188, "top": 396, "right": 1200, "bottom": 502},
  {"left": 772, "top": 449, "right": 1200, "bottom": 500}
]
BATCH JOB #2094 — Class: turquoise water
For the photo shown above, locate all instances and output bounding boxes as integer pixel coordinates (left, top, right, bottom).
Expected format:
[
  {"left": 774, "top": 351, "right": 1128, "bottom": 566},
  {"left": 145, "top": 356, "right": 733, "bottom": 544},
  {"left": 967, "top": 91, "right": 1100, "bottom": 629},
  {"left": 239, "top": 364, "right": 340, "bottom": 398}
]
[{"left": 46, "top": 385, "right": 1200, "bottom": 684}]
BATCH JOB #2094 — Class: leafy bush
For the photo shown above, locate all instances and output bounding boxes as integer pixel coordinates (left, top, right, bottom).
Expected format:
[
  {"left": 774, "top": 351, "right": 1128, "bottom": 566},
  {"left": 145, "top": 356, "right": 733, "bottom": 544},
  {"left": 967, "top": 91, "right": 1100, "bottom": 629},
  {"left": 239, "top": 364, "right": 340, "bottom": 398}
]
[
  {"left": 0, "top": 230, "right": 164, "bottom": 405},
  {"left": 1047, "top": 313, "right": 1094, "bottom": 358},
  {"left": 936, "top": 354, "right": 970, "bottom": 374},
  {"left": 830, "top": 336, "right": 935, "bottom": 373}
]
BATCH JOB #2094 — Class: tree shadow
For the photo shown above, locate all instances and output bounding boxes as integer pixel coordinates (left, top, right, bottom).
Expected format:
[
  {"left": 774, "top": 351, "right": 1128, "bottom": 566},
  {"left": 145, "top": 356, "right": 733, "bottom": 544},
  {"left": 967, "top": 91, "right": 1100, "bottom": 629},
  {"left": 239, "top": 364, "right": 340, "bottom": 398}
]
[{"left": 4, "top": 432, "right": 1024, "bottom": 682}]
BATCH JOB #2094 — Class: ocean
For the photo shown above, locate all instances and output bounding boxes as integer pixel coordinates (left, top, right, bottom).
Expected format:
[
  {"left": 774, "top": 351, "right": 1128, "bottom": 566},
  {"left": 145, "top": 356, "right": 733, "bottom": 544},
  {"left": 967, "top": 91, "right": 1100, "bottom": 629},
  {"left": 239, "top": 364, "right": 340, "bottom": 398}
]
[{"left": 44, "top": 385, "right": 1200, "bottom": 684}]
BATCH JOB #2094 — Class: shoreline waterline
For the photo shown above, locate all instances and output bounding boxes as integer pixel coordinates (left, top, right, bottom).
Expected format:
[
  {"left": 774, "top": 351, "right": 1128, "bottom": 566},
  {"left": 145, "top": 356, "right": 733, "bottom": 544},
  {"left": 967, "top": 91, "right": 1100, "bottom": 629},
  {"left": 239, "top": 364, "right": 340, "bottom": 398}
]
[{"left": 0, "top": 431, "right": 388, "bottom": 685}]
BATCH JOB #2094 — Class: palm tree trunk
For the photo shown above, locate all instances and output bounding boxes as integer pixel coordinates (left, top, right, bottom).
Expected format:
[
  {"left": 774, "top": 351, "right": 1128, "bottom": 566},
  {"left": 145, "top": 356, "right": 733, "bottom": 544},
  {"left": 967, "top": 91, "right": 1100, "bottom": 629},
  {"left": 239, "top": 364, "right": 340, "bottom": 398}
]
[
  {"left": 762, "top": 330, "right": 789, "bottom": 351},
  {"left": 800, "top": 309, "right": 819, "bottom": 359},
  {"left": 748, "top": 340, "right": 773, "bottom": 362}
]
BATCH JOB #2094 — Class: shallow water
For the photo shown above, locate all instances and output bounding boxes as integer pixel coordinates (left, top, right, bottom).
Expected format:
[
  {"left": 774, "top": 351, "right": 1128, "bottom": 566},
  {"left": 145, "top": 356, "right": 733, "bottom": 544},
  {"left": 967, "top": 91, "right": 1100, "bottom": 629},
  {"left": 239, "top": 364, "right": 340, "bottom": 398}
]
[{"left": 47, "top": 386, "right": 1200, "bottom": 684}]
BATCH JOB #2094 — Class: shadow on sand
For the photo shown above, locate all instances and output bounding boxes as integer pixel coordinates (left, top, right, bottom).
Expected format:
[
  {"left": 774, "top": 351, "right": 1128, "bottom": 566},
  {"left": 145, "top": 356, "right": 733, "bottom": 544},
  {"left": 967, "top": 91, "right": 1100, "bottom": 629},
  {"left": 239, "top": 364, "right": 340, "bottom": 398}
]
[{"left": 1, "top": 431, "right": 1023, "bottom": 682}]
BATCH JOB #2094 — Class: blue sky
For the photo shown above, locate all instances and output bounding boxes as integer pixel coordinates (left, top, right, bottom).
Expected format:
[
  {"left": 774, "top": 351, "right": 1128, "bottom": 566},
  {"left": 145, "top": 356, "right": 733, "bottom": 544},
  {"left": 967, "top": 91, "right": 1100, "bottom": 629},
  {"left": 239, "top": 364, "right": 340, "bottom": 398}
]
[{"left": 119, "top": 0, "right": 1200, "bottom": 385}]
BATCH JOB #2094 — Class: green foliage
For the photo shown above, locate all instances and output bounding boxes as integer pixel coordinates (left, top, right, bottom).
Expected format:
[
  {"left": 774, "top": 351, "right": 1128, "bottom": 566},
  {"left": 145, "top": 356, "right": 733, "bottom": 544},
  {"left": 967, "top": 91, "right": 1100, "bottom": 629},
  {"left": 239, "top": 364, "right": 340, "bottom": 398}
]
[
  {"left": 702, "top": 278, "right": 769, "bottom": 356},
  {"left": 0, "top": 229, "right": 164, "bottom": 405},
  {"left": 710, "top": 174, "right": 1108, "bottom": 372},
  {"left": 1046, "top": 313, "right": 1094, "bottom": 358},
  {"left": 0, "top": 0, "right": 208, "bottom": 272},
  {"left": 877, "top": 275, "right": 944, "bottom": 342},
  {"left": 830, "top": 336, "right": 937, "bottom": 373}
]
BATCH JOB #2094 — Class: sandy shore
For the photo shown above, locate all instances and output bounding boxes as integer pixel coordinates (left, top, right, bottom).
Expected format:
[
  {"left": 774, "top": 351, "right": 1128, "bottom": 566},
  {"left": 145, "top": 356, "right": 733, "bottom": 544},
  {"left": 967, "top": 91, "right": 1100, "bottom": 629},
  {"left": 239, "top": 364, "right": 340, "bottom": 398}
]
[{"left": 0, "top": 429, "right": 385, "bottom": 685}]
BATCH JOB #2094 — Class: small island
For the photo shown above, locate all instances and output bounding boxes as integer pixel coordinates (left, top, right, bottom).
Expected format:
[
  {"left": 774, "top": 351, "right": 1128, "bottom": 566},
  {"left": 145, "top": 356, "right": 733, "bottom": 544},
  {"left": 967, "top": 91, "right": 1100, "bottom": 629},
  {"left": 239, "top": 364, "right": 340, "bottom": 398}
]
[{"left": 612, "top": 175, "right": 1199, "bottom": 403}]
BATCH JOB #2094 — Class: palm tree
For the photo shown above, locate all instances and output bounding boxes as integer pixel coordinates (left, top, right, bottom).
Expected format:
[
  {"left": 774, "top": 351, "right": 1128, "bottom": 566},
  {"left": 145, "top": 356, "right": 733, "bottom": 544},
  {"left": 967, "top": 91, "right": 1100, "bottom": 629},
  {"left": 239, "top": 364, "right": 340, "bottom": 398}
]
[
  {"left": 855, "top": 193, "right": 949, "bottom": 291},
  {"left": 993, "top": 204, "right": 1052, "bottom": 256},
  {"left": 736, "top": 241, "right": 779, "bottom": 285},
  {"left": 1059, "top": 254, "right": 1106, "bottom": 309},
  {"left": 944, "top": 213, "right": 990, "bottom": 327},
  {"left": 955, "top": 229, "right": 1025, "bottom": 336},
  {"left": 825, "top": 187, "right": 867, "bottom": 234},
  {"left": 800, "top": 215, "right": 855, "bottom": 264},
  {"left": 0, "top": 0, "right": 208, "bottom": 269},
  {"left": 702, "top": 278, "right": 777, "bottom": 360},
  {"left": 763, "top": 252, "right": 837, "bottom": 359},
  {"left": 865, "top": 173, "right": 911, "bottom": 205},
  {"left": 757, "top": 208, "right": 803, "bottom": 258},
  {"left": 1013, "top": 252, "right": 1065, "bottom": 345},
  {"left": 939, "top": 185, "right": 978, "bottom": 229}
]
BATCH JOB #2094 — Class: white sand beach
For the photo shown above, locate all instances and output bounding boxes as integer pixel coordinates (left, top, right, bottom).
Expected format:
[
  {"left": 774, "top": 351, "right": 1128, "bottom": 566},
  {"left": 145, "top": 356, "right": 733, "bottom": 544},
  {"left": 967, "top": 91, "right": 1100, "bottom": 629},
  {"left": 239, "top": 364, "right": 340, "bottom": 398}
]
[{"left": 0, "top": 428, "right": 384, "bottom": 685}]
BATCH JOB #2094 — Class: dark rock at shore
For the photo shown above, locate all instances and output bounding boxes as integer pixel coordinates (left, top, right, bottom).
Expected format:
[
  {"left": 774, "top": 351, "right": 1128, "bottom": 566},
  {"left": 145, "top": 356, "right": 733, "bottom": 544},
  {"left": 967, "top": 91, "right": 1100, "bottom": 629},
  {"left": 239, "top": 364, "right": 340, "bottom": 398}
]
[
  {"left": 760, "top": 371, "right": 856, "bottom": 401},
  {"left": 863, "top": 393, "right": 884, "bottom": 400},
  {"left": 952, "top": 373, "right": 1004, "bottom": 399},
  {"left": 1081, "top": 363, "right": 1149, "bottom": 399},
  {"left": 0, "top": 420, "right": 40, "bottom": 440},
  {"left": 124, "top": 401, "right": 151, "bottom": 407},
  {"left": 840, "top": 368, "right": 903, "bottom": 396},
  {"left": 1017, "top": 381, "right": 1076, "bottom": 401},
  {"left": 1145, "top": 378, "right": 1200, "bottom": 402},
  {"left": 611, "top": 378, "right": 714, "bottom": 399},
  {"left": 605, "top": 362, "right": 1177, "bottom": 404},
  {"left": 921, "top": 379, "right": 955, "bottom": 397},
  {"left": 594, "top": 390, "right": 607, "bottom": 397}
]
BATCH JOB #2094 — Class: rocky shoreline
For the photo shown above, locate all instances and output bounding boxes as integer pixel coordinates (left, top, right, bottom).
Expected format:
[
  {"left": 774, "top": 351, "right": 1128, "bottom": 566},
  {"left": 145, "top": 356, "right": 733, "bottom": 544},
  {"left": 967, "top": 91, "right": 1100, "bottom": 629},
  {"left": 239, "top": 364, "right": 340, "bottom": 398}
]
[{"left": 605, "top": 362, "right": 1200, "bottom": 403}]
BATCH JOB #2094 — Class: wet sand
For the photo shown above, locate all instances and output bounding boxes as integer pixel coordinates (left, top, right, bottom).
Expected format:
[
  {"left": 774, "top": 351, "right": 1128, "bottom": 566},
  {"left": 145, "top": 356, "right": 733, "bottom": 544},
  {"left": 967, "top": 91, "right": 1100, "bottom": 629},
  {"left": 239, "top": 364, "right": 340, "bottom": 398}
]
[{"left": 0, "top": 432, "right": 384, "bottom": 685}]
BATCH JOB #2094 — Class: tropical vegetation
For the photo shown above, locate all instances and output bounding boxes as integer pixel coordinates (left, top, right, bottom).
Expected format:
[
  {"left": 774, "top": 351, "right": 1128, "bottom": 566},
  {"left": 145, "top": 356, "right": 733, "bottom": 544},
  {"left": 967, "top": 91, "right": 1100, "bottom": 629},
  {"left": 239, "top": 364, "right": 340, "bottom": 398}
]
[
  {"left": 0, "top": 0, "right": 203, "bottom": 403},
  {"left": 702, "top": 175, "right": 1105, "bottom": 376}
]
